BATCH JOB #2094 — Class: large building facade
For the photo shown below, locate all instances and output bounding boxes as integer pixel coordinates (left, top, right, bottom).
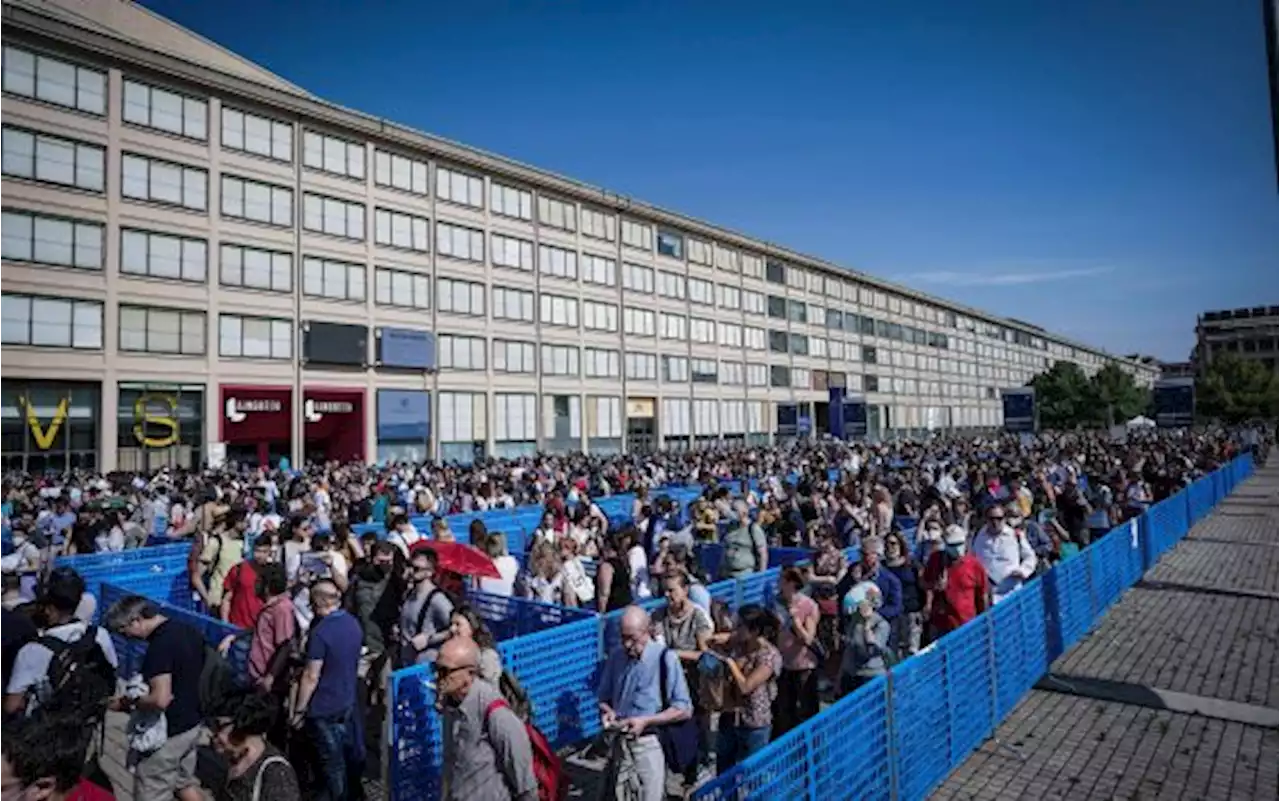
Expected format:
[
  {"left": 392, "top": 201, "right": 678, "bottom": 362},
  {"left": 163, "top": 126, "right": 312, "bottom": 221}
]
[
  {"left": 1195, "top": 306, "right": 1279, "bottom": 374},
  {"left": 0, "top": 0, "right": 1158, "bottom": 471}
]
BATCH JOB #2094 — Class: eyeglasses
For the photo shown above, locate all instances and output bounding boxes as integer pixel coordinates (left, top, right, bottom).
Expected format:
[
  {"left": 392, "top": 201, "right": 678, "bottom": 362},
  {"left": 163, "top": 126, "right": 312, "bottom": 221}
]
[{"left": 435, "top": 663, "right": 476, "bottom": 679}]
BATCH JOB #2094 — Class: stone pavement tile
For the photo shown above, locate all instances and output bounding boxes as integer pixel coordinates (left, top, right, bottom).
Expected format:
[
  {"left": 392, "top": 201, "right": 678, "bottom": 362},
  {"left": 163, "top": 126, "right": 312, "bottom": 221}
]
[
  {"left": 928, "top": 691, "right": 1278, "bottom": 801},
  {"left": 1053, "top": 587, "right": 1278, "bottom": 708},
  {"left": 1145, "top": 539, "right": 1278, "bottom": 595},
  {"left": 1184, "top": 514, "right": 1278, "bottom": 546}
]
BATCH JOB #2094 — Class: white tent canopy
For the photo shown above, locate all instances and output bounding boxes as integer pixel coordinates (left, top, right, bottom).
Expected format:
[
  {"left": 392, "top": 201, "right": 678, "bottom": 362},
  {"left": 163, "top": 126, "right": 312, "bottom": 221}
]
[{"left": 1126, "top": 415, "right": 1156, "bottom": 429}]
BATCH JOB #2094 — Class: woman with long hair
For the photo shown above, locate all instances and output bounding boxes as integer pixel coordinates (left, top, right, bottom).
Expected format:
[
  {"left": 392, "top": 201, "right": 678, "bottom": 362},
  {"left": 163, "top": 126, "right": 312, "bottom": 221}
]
[
  {"left": 709, "top": 604, "right": 782, "bottom": 773},
  {"left": 208, "top": 692, "right": 301, "bottom": 801},
  {"left": 448, "top": 605, "right": 502, "bottom": 685}
]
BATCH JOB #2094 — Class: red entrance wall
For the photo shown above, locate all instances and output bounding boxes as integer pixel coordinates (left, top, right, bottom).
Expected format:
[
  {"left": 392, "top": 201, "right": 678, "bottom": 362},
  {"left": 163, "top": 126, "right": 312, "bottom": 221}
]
[
  {"left": 219, "top": 385, "right": 291, "bottom": 466},
  {"left": 304, "top": 388, "right": 365, "bottom": 463}
]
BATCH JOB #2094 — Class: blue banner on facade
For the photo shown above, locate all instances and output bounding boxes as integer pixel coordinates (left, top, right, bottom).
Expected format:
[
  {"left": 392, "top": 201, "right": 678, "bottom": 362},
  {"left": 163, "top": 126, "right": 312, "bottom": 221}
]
[
  {"left": 843, "top": 397, "right": 868, "bottom": 438},
  {"left": 377, "top": 389, "right": 430, "bottom": 442},
  {"left": 828, "top": 387, "right": 846, "bottom": 439},
  {"left": 1001, "top": 389, "right": 1036, "bottom": 433},
  {"left": 377, "top": 328, "right": 435, "bottom": 370}
]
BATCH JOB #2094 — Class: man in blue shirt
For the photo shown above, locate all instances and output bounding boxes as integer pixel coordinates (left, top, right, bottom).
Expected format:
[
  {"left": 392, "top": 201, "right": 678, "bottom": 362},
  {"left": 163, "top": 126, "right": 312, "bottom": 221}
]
[
  {"left": 293, "top": 579, "right": 365, "bottom": 801},
  {"left": 598, "top": 606, "right": 692, "bottom": 801}
]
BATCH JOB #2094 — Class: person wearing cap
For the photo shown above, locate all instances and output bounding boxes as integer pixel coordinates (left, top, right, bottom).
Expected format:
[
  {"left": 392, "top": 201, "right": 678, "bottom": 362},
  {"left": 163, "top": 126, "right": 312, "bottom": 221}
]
[
  {"left": 971, "top": 505, "right": 1036, "bottom": 604},
  {"left": 921, "top": 526, "right": 988, "bottom": 644},
  {"left": 843, "top": 537, "right": 902, "bottom": 626}
]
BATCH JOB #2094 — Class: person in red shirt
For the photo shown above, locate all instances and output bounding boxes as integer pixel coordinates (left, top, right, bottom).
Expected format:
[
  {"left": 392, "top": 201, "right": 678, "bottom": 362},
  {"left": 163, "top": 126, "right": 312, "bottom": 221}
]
[
  {"left": 2, "top": 711, "right": 116, "bottom": 800},
  {"left": 922, "top": 525, "right": 989, "bottom": 644},
  {"left": 221, "top": 534, "right": 276, "bottom": 630}
]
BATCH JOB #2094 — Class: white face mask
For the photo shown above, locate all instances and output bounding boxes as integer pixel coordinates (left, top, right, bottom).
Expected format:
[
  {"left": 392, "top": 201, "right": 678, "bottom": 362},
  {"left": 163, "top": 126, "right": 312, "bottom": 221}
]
[{"left": 945, "top": 543, "right": 966, "bottom": 558}]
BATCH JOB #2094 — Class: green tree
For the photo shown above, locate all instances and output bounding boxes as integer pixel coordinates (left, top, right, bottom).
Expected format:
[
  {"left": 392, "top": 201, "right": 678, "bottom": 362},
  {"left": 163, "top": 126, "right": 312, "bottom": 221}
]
[
  {"left": 1027, "top": 360, "right": 1093, "bottom": 428},
  {"left": 1196, "top": 354, "right": 1279, "bottom": 423},
  {"left": 1087, "top": 363, "right": 1150, "bottom": 427}
]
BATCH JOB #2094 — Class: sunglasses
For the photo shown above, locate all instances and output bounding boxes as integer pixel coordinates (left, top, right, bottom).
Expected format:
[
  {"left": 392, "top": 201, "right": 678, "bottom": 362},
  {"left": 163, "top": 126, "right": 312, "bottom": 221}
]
[{"left": 436, "top": 662, "right": 476, "bottom": 679}]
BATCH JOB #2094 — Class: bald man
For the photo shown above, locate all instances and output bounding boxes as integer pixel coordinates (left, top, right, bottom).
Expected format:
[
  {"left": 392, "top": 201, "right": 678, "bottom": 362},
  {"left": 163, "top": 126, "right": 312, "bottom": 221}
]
[
  {"left": 438, "top": 637, "right": 537, "bottom": 801},
  {"left": 597, "top": 606, "right": 692, "bottom": 801},
  {"left": 293, "top": 579, "right": 365, "bottom": 801}
]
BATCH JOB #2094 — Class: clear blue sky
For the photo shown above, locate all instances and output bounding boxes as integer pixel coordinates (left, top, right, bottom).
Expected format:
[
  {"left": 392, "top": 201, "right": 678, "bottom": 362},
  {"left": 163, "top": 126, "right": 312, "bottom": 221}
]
[{"left": 144, "top": 0, "right": 1278, "bottom": 361}]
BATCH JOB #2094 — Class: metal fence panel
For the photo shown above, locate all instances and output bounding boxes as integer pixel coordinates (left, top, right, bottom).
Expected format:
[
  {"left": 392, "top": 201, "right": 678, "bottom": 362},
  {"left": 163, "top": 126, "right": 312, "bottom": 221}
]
[{"left": 892, "top": 645, "right": 951, "bottom": 801}]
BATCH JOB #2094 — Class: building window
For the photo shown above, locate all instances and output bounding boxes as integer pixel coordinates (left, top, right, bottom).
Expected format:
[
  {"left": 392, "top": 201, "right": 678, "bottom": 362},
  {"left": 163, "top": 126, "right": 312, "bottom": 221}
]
[
  {"left": 1, "top": 294, "right": 102, "bottom": 349},
  {"left": 769, "top": 330, "right": 788, "bottom": 353},
  {"left": 537, "top": 195, "right": 576, "bottom": 231},
  {"left": 119, "top": 305, "right": 205, "bottom": 355},
  {"left": 493, "top": 339, "right": 536, "bottom": 373},
  {"left": 747, "top": 363, "right": 768, "bottom": 386},
  {"left": 688, "top": 278, "right": 713, "bottom": 306},
  {"left": 582, "top": 254, "right": 617, "bottom": 287},
  {"left": 120, "top": 229, "right": 207, "bottom": 283},
  {"left": 623, "top": 263, "right": 654, "bottom": 294},
  {"left": 722, "top": 362, "right": 745, "bottom": 385},
  {"left": 621, "top": 219, "right": 652, "bottom": 251},
  {"left": 767, "top": 295, "right": 787, "bottom": 319},
  {"left": 220, "top": 244, "right": 292, "bottom": 293},
  {"left": 793, "top": 367, "right": 810, "bottom": 389},
  {"left": 688, "top": 238, "right": 711, "bottom": 266},
  {"left": 581, "top": 207, "right": 616, "bottom": 242},
  {"left": 539, "top": 244, "right": 578, "bottom": 280},
  {"left": 691, "top": 359, "right": 718, "bottom": 384},
  {"left": 303, "top": 130, "right": 365, "bottom": 179},
  {"left": 490, "top": 183, "right": 532, "bottom": 220},
  {"left": 718, "top": 322, "right": 742, "bottom": 348},
  {"left": 657, "top": 271, "right": 686, "bottom": 300},
  {"left": 585, "top": 348, "right": 620, "bottom": 378},
  {"left": 221, "top": 175, "right": 293, "bottom": 227},
  {"left": 436, "top": 166, "right": 484, "bottom": 208},
  {"left": 2, "top": 127, "right": 104, "bottom": 192},
  {"left": 656, "top": 229, "right": 684, "bottom": 259},
  {"left": 742, "top": 253, "right": 764, "bottom": 279},
  {"left": 438, "top": 334, "right": 486, "bottom": 370},
  {"left": 743, "top": 291, "right": 765, "bottom": 315},
  {"left": 862, "top": 346, "right": 878, "bottom": 364},
  {"left": 374, "top": 149, "right": 428, "bottom": 195},
  {"left": 540, "top": 294, "right": 579, "bottom": 328},
  {"left": 626, "top": 352, "right": 657, "bottom": 380},
  {"left": 1, "top": 210, "right": 102, "bottom": 270},
  {"left": 436, "top": 278, "right": 485, "bottom": 316},
  {"left": 302, "top": 193, "right": 364, "bottom": 240},
  {"left": 864, "top": 374, "right": 880, "bottom": 393},
  {"left": 374, "top": 267, "right": 429, "bottom": 309},
  {"left": 491, "top": 233, "right": 533, "bottom": 271},
  {"left": 492, "top": 286, "right": 535, "bottom": 322},
  {"left": 690, "top": 319, "right": 714, "bottom": 344},
  {"left": 790, "top": 333, "right": 809, "bottom": 355},
  {"left": 715, "top": 245, "right": 740, "bottom": 273},
  {"left": 436, "top": 222, "right": 484, "bottom": 262},
  {"left": 374, "top": 208, "right": 430, "bottom": 252},
  {"left": 218, "top": 315, "right": 292, "bottom": 359},
  {"left": 120, "top": 153, "right": 205, "bottom": 210},
  {"left": 542, "top": 344, "right": 580, "bottom": 376},
  {"left": 222, "top": 108, "right": 293, "bottom": 162},
  {"left": 765, "top": 260, "right": 786, "bottom": 284},
  {"left": 2, "top": 46, "right": 106, "bottom": 114},
  {"left": 744, "top": 326, "right": 766, "bottom": 350},
  {"left": 770, "top": 365, "right": 790, "bottom": 387},
  {"left": 624, "top": 307, "right": 656, "bottom": 337},
  {"left": 122, "top": 79, "right": 207, "bottom": 140},
  {"left": 717, "top": 284, "right": 741, "bottom": 310},
  {"left": 663, "top": 356, "right": 690, "bottom": 383},
  {"left": 583, "top": 301, "right": 618, "bottom": 332},
  {"left": 787, "top": 300, "right": 807, "bottom": 324},
  {"left": 660, "top": 313, "right": 687, "bottom": 341},
  {"left": 302, "top": 257, "right": 365, "bottom": 302}
]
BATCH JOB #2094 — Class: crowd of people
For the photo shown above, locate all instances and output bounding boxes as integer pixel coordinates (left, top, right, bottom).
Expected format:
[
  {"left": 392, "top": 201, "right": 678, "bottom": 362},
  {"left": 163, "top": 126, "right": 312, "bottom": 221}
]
[{"left": 0, "top": 426, "right": 1266, "bottom": 801}]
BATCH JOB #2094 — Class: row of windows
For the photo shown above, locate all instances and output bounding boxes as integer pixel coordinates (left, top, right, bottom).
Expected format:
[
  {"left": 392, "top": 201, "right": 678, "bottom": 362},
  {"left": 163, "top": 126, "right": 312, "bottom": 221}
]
[{"left": 2, "top": 46, "right": 1122, "bottom": 368}]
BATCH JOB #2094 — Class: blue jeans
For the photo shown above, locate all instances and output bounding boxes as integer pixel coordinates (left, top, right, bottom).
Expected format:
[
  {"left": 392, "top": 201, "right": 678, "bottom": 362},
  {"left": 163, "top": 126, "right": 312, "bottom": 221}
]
[
  {"left": 306, "top": 709, "right": 365, "bottom": 801},
  {"left": 716, "top": 720, "right": 771, "bottom": 773}
]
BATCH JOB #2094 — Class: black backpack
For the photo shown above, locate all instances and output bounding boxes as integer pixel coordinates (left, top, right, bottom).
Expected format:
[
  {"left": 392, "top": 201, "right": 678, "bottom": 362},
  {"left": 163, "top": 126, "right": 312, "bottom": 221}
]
[
  {"left": 198, "top": 642, "right": 242, "bottom": 717},
  {"left": 35, "top": 626, "right": 117, "bottom": 718}
]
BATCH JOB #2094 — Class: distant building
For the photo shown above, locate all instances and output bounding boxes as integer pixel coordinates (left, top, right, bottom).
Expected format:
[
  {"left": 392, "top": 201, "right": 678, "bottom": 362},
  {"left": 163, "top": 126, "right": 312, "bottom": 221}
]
[
  {"left": 1160, "top": 361, "right": 1197, "bottom": 380},
  {"left": 1195, "top": 306, "right": 1279, "bottom": 373}
]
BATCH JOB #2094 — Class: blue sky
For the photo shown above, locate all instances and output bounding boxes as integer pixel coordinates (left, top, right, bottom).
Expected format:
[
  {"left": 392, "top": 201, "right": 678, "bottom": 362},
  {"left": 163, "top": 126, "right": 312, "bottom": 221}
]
[{"left": 144, "top": 0, "right": 1277, "bottom": 361}]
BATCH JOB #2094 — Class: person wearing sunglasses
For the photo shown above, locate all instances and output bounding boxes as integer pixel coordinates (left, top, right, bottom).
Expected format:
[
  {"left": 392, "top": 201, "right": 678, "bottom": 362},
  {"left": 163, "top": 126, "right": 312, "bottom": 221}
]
[{"left": 971, "top": 505, "right": 1037, "bottom": 604}]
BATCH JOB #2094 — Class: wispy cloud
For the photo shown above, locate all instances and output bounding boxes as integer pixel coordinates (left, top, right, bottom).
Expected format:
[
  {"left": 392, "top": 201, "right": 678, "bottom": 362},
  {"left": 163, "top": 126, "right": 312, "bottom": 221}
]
[{"left": 908, "top": 266, "right": 1114, "bottom": 287}]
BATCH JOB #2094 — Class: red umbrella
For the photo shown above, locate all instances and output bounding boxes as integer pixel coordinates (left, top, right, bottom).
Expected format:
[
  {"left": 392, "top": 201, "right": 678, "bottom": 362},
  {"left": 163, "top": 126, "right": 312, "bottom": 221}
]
[{"left": 410, "top": 539, "right": 501, "bottom": 579}]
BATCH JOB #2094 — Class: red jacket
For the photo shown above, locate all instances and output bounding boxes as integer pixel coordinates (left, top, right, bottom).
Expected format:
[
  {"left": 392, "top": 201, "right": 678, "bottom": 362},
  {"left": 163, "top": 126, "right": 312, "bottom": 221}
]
[
  {"left": 922, "top": 551, "right": 988, "bottom": 635},
  {"left": 67, "top": 779, "right": 116, "bottom": 801}
]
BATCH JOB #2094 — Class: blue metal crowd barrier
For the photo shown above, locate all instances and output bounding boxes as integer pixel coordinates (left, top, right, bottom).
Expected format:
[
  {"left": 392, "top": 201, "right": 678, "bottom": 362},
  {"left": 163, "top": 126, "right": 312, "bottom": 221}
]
[{"left": 689, "top": 453, "right": 1254, "bottom": 801}]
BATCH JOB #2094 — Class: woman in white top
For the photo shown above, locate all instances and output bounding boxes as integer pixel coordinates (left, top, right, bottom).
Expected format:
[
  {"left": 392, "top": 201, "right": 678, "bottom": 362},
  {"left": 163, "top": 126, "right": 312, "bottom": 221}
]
[
  {"left": 626, "top": 530, "right": 652, "bottom": 600},
  {"left": 478, "top": 533, "right": 520, "bottom": 597},
  {"left": 557, "top": 536, "right": 594, "bottom": 608},
  {"left": 520, "top": 542, "right": 565, "bottom": 605}
]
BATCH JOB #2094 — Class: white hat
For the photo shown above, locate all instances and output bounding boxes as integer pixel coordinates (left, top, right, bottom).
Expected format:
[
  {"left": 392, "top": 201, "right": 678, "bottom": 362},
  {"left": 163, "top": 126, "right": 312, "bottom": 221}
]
[{"left": 943, "top": 525, "right": 967, "bottom": 546}]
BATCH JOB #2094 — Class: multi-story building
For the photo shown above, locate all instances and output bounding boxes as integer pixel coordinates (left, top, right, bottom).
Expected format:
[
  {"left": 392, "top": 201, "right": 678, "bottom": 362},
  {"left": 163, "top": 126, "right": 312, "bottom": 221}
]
[
  {"left": 0, "top": 0, "right": 1159, "bottom": 471},
  {"left": 1195, "top": 306, "right": 1279, "bottom": 374}
]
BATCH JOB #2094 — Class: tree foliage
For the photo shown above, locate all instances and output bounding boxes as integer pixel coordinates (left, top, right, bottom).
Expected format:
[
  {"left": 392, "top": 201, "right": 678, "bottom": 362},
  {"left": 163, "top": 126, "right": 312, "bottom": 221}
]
[
  {"left": 1026, "top": 360, "right": 1151, "bottom": 429},
  {"left": 1196, "top": 354, "right": 1278, "bottom": 423}
]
